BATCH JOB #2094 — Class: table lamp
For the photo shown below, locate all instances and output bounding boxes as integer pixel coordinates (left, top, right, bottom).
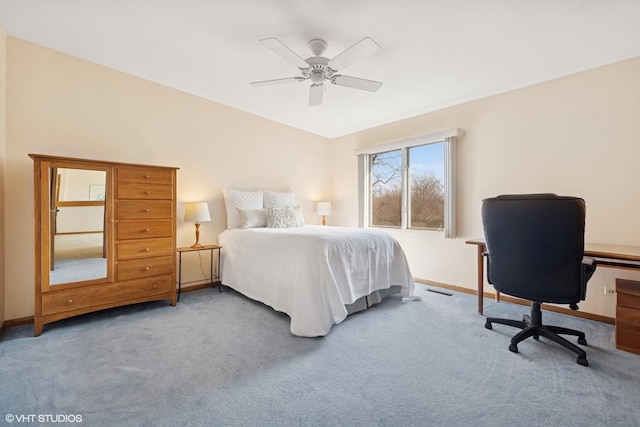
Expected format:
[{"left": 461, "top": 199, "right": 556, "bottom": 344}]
[
  {"left": 184, "top": 202, "right": 211, "bottom": 248},
  {"left": 316, "top": 201, "right": 332, "bottom": 226}
]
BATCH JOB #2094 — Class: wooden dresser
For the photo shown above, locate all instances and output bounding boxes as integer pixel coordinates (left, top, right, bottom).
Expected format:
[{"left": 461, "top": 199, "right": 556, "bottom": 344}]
[
  {"left": 30, "top": 154, "right": 178, "bottom": 336},
  {"left": 616, "top": 278, "right": 640, "bottom": 355}
]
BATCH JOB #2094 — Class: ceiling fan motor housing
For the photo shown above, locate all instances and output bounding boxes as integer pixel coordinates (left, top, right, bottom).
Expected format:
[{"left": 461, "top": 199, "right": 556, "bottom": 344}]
[{"left": 304, "top": 56, "right": 334, "bottom": 83}]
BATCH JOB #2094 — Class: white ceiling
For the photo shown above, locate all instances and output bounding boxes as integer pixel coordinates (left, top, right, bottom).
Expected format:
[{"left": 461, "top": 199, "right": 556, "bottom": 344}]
[{"left": 1, "top": 0, "right": 639, "bottom": 139}]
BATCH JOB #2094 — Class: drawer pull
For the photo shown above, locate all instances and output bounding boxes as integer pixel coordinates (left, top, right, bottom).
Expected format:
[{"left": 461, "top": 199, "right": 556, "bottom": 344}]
[
  {"left": 144, "top": 266, "right": 151, "bottom": 271},
  {"left": 144, "top": 190, "right": 151, "bottom": 195},
  {"left": 67, "top": 299, "right": 73, "bottom": 304},
  {"left": 144, "top": 175, "right": 151, "bottom": 179},
  {"left": 144, "top": 248, "right": 150, "bottom": 252},
  {"left": 144, "top": 209, "right": 150, "bottom": 213},
  {"left": 144, "top": 228, "right": 150, "bottom": 232}
]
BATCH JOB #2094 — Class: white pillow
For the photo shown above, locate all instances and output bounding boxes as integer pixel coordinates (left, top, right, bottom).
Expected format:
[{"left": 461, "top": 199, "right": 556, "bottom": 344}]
[
  {"left": 222, "top": 190, "right": 263, "bottom": 229},
  {"left": 236, "top": 208, "right": 267, "bottom": 229},
  {"left": 264, "top": 190, "right": 296, "bottom": 208},
  {"left": 265, "top": 205, "right": 305, "bottom": 228}
]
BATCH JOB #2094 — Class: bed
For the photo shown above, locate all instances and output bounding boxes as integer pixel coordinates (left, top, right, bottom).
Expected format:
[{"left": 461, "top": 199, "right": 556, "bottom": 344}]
[
  {"left": 218, "top": 225, "right": 416, "bottom": 337},
  {"left": 217, "top": 189, "right": 417, "bottom": 337}
]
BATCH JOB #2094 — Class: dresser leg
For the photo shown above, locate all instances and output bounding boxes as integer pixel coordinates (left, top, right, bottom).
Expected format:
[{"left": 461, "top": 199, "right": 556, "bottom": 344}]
[{"left": 34, "top": 320, "right": 43, "bottom": 337}]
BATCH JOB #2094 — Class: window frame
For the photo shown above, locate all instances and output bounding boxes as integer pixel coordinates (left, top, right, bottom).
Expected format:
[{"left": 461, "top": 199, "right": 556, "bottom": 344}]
[{"left": 356, "top": 129, "right": 463, "bottom": 238}]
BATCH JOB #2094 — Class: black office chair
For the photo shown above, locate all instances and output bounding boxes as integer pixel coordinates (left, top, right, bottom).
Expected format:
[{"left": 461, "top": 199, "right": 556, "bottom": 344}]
[{"left": 482, "top": 194, "right": 597, "bottom": 366}]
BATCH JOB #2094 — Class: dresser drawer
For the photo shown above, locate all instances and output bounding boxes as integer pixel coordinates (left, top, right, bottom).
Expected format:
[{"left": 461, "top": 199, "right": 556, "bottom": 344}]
[
  {"left": 116, "top": 200, "right": 173, "bottom": 220},
  {"left": 117, "top": 167, "right": 174, "bottom": 185},
  {"left": 116, "top": 256, "right": 174, "bottom": 281},
  {"left": 42, "top": 275, "right": 173, "bottom": 316},
  {"left": 617, "top": 279, "right": 640, "bottom": 300},
  {"left": 618, "top": 293, "right": 640, "bottom": 310},
  {"left": 116, "top": 220, "right": 173, "bottom": 240},
  {"left": 117, "top": 183, "right": 173, "bottom": 200},
  {"left": 116, "top": 238, "right": 174, "bottom": 260}
]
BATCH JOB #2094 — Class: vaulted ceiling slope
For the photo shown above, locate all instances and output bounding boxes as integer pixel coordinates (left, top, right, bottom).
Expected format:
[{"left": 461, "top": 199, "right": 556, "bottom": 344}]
[{"left": 1, "top": 0, "right": 639, "bottom": 138}]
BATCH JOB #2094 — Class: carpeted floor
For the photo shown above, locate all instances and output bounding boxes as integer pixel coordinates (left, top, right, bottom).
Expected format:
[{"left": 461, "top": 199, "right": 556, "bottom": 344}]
[{"left": 1, "top": 283, "right": 639, "bottom": 427}]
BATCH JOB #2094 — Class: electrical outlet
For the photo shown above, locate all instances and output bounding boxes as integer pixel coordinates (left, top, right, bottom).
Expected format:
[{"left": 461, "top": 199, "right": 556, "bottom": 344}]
[{"left": 603, "top": 287, "right": 615, "bottom": 295}]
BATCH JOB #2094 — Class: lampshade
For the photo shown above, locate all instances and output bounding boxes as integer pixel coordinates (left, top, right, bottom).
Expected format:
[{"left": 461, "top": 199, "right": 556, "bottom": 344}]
[
  {"left": 184, "top": 202, "right": 211, "bottom": 223},
  {"left": 316, "top": 202, "right": 333, "bottom": 216}
]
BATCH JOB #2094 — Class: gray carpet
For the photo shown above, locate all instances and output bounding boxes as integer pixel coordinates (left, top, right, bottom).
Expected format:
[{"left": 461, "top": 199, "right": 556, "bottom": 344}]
[{"left": 1, "top": 283, "right": 639, "bottom": 427}]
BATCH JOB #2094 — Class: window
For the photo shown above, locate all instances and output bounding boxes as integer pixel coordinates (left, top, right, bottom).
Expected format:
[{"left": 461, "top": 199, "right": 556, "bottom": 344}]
[
  {"left": 356, "top": 129, "right": 463, "bottom": 237},
  {"left": 370, "top": 149, "right": 403, "bottom": 227},
  {"left": 408, "top": 143, "right": 445, "bottom": 229}
]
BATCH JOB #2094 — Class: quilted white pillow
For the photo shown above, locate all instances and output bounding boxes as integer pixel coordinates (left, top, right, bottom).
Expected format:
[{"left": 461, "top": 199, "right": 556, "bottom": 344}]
[
  {"left": 264, "top": 190, "right": 296, "bottom": 208},
  {"left": 222, "top": 190, "right": 263, "bottom": 229},
  {"left": 236, "top": 208, "right": 267, "bottom": 229},
  {"left": 265, "top": 205, "right": 305, "bottom": 228}
]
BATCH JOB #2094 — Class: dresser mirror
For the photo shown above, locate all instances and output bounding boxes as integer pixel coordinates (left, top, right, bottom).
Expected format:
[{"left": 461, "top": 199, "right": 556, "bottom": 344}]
[
  {"left": 33, "top": 157, "right": 113, "bottom": 288},
  {"left": 50, "top": 167, "right": 108, "bottom": 285}
]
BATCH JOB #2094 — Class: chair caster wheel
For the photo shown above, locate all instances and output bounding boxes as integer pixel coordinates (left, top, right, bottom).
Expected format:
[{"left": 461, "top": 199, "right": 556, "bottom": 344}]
[
  {"left": 509, "top": 344, "right": 518, "bottom": 353},
  {"left": 577, "top": 357, "right": 588, "bottom": 366},
  {"left": 578, "top": 337, "right": 587, "bottom": 346},
  {"left": 485, "top": 321, "right": 492, "bottom": 330}
]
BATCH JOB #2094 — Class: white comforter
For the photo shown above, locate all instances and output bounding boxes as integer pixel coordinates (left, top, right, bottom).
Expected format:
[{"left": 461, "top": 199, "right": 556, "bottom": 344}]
[{"left": 218, "top": 225, "right": 415, "bottom": 337}]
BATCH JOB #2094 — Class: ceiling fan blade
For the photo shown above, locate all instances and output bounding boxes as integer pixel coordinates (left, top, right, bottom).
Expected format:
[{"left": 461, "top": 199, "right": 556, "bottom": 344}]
[
  {"left": 260, "top": 37, "right": 309, "bottom": 69},
  {"left": 309, "top": 83, "right": 324, "bottom": 107},
  {"left": 329, "top": 37, "right": 380, "bottom": 71},
  {"left": 250, "top": 77, "right": 306, "bottom": 87},
  {"left": 330, "top": 75, "right": 383, "bottom": 92}
]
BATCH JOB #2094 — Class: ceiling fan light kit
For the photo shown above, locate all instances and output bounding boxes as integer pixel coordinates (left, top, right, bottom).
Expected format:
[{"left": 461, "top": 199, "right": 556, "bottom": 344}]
[{"left": 250, "top": 37, "right": 383, "bottom": 106}]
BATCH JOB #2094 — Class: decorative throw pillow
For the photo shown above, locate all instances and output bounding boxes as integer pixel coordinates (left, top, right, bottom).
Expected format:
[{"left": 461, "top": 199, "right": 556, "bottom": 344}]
[
  {"left": 222, "top": 189, "right": 263, "bottom": 229},
  {"left": 263, "top": 190, "right": 296, "bottom": 208},
  {"left": 266, "top": 205, "right": 305, "bottom": 228},
  {"left": 236, "top": 208, "right": 267, "bottom": 228}
]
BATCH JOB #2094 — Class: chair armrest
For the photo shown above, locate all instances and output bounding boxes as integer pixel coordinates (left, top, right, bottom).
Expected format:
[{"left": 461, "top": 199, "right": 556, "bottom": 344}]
[
  {"left": 482, "top": 252, "right": 493, "bottom": 284},
  {"left": 579, "top": 257, "right": 597, "bottom": 300}
]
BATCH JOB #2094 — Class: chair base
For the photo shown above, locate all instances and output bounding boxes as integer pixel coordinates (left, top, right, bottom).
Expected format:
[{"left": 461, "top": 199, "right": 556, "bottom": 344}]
[{"left": 485, "top": 301, "right": 588, "bottom": 366}]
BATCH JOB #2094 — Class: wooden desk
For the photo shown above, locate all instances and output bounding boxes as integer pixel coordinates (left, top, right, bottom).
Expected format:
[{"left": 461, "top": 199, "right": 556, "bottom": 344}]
[{"left": 465, "top": 238, "right": 640, "bottom": 314}]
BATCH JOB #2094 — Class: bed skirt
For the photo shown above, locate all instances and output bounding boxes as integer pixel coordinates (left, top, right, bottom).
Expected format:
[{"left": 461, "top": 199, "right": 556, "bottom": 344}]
[{"left": 345, "top": 285, "right": 403, "bottom": 315}]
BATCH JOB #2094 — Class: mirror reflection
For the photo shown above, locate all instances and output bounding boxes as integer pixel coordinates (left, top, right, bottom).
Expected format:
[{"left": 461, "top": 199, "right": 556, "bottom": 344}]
[{"left": 50, "top": 168, "right": 107, "bottom": 285}]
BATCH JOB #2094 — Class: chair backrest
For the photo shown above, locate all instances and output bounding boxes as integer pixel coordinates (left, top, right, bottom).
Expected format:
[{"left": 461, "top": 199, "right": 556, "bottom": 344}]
[{"left": 481, "top": 194, "right": 586, "bottom": 304}]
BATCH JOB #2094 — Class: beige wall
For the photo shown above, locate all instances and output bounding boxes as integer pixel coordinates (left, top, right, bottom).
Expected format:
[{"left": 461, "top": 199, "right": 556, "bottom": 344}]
[
  {"left": 330, "top": 57, "right": 640, "bottom": 318},
  {"left": 5, "top": 37, "right": 331, "bottom": 320}
]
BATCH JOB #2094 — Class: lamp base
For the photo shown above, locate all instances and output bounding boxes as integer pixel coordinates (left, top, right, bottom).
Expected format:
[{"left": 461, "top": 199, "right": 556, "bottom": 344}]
[{"left": 191, "top": 222, "right": 204, "bottom": 248}]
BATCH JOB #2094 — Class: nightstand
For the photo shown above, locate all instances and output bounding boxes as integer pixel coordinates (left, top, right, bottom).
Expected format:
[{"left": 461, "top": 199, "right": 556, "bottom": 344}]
[{"left": 176, "top": 244, "right": 222, "bottom": 301}]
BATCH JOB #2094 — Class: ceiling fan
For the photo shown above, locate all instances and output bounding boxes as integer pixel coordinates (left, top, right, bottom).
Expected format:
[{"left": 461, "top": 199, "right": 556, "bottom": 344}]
[{"left": 250, "top": 37, "right": 383, "bottom": 106}]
